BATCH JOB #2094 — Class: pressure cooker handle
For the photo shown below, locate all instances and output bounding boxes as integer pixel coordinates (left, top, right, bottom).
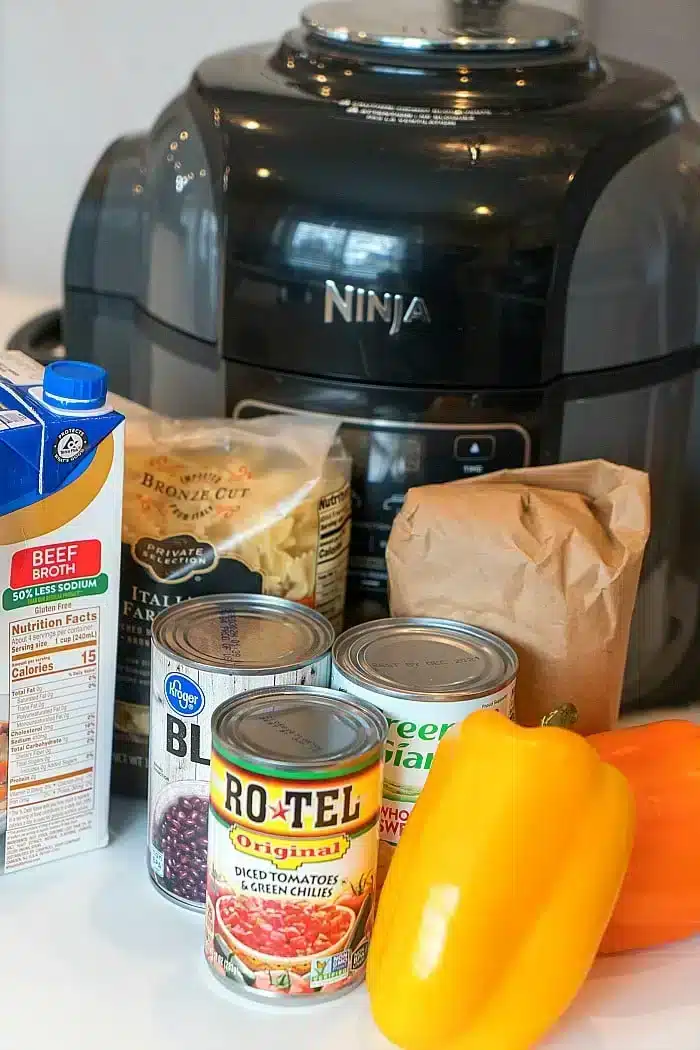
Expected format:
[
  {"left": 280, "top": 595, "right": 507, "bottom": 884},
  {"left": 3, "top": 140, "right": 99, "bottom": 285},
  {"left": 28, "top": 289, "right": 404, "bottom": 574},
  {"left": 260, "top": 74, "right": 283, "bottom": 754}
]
[{"left": 6, "top": 309, "right": 65, "bottom": 365}]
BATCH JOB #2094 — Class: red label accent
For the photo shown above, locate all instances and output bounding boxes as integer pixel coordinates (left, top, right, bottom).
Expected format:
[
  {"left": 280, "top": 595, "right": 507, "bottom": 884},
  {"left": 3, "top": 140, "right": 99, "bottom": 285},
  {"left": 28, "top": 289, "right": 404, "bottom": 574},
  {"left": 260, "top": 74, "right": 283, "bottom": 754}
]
[{"left": 10, "top": 540, "right": 102, "bottom": 588}]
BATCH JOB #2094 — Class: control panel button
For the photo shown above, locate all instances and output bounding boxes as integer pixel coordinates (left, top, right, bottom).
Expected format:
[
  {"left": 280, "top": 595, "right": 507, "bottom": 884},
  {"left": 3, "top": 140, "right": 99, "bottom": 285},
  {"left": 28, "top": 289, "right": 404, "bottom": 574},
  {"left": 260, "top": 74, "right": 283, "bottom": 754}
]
[
  {"left": 453, "top": 434, "right": 496, "bottom": 462},
  {"left": 382, "top": 493, "right": 406, "bottom": 513}
]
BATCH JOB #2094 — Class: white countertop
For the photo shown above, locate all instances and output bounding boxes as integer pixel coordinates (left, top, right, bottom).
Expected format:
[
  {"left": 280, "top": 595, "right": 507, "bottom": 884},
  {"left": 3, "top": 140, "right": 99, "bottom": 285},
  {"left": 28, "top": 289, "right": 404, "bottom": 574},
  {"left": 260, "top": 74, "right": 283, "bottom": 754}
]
[
  {"left": 0, "top": 788, "right": 696, "bottom": 1050},
  {"left": 1, "top": 289, "right": 699, "bottom": 1049}
]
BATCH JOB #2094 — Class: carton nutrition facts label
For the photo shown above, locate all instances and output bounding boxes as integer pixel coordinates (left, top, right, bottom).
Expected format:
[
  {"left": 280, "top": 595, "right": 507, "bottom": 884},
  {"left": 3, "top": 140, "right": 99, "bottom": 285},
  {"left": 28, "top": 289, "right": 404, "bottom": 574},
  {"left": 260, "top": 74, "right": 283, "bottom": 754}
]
[{"left": 6, "top": 607, "right": 99, "bottom": 872}]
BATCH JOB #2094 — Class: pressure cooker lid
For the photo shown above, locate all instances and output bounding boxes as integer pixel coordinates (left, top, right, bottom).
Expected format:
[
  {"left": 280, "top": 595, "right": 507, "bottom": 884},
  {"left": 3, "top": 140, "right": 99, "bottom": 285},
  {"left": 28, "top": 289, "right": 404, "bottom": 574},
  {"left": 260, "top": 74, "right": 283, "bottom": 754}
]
[{"left": 301, "top": 0, "right": 582, "bottom": 53}]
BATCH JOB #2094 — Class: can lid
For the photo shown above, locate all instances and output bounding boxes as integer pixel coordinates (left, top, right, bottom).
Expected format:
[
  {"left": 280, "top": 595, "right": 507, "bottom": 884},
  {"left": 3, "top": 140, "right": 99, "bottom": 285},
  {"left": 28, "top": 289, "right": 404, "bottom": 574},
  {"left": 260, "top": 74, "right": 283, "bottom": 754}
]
[
  {"left": 152, "top": 594, "right": 334, "bottom": 674},
  {"left": 213, "top": 686, "right": 388, "bottom": 779},
  {"left": 43, "top": 360, "right": 108, "bottom": 410},
  {"left": 333, "top": 617, "right": 517, "bottom": 701}
]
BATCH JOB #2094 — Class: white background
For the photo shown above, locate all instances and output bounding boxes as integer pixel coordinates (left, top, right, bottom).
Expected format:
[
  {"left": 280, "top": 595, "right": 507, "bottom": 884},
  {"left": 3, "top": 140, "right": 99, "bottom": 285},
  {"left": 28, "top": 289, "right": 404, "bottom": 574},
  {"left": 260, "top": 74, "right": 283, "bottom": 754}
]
[
  {"left": 0, "top": 0, "right": 302, "bottom": 295},
  {"left": 0, "top": 0, "right": 697, "bottom": 297}
]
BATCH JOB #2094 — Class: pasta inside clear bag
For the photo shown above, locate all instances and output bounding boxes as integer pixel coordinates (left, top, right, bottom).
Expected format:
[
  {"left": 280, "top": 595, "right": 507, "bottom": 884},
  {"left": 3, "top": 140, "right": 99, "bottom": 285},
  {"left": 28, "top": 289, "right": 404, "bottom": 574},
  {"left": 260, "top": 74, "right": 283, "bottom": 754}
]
[{"left": 120, "top": 410, "right": 350, "bottom": 612}]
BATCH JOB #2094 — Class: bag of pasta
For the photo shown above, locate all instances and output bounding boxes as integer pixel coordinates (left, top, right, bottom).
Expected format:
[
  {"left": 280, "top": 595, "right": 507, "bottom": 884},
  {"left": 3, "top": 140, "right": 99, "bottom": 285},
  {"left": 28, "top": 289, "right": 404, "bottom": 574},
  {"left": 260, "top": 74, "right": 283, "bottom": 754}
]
[{"left": 114, "top": 408, "right": 351, "bottom": 794}]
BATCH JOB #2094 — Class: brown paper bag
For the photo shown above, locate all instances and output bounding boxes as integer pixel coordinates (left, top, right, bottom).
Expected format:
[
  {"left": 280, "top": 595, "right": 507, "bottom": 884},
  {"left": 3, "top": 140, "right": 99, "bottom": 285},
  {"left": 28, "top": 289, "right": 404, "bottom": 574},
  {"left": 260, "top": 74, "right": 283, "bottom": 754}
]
[{"left": 386, "top": 460, "right": 651, "bottom": 735}]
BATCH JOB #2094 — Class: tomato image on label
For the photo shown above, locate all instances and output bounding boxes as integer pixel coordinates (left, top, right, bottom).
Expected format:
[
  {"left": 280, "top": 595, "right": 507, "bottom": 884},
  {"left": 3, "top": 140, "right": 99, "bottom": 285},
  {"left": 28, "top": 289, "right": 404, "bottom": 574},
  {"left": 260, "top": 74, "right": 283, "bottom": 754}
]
[
  {"left": 218, "top": 896, "right": 354, "bottom": 959},
  {"left": 337, "top": 871, "right": 374, "bottom": 916}
]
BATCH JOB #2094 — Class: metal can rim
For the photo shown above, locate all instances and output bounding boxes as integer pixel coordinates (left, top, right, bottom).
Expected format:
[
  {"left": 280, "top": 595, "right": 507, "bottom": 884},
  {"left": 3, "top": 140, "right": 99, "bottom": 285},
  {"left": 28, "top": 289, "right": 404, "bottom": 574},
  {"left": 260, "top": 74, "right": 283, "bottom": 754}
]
[
  {"left": 332, "top": 616, "right": 518, "bottom": 702},
  {"left": 212, "top": 685, "right": 388, "bottom": 779},
  {"left": 151, "top": 593, "right": 335, "bottom": 675}
]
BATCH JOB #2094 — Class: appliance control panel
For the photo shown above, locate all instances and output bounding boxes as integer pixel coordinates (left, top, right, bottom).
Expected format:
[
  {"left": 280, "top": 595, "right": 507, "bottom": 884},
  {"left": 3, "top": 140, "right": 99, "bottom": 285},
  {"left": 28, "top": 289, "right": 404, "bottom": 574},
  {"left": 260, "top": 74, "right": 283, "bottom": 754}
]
[
  {"left": 231, "top": 400, "right": 530, "bottom": 613},
  {"left": 338, "top": 420, "right": 530, "bottom": 601}
]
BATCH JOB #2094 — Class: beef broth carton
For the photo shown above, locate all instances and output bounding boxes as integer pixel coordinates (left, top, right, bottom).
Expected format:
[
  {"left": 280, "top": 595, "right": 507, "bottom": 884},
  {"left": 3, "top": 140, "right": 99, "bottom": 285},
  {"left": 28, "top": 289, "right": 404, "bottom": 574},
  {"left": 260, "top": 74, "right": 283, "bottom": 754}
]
[{"left": 0, "top": 351, "right": 124, "bottom": 872}]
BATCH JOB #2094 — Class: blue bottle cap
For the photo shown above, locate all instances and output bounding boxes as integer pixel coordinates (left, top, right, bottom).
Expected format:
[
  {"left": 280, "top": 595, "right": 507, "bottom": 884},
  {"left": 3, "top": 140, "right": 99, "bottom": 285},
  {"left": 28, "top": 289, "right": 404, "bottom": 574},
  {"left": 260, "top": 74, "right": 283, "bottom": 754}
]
[{"left": 43, "top": 361, "right": 109, "bottom": 411}]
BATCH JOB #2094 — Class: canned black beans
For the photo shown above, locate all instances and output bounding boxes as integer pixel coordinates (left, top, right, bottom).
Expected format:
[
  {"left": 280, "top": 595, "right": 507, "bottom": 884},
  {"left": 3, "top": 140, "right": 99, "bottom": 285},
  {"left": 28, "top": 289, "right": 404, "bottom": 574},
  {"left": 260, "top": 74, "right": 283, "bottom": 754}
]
[
  {"left": 148, "top": 595, "right": 334, "bottom": 911},
  {"left": 154, "top": 794, "right": 209, "bottom": 904}
]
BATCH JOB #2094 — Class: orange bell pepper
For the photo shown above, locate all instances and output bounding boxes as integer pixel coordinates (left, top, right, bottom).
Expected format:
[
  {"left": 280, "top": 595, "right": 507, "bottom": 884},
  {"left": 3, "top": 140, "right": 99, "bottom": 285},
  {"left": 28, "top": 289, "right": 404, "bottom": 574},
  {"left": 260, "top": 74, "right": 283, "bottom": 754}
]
[
  {"left": 589, "top": 718, "right": 700, "bottom": 953},
  {"left": 367, "top": 710, "right": 634, "bottom": 1050}
]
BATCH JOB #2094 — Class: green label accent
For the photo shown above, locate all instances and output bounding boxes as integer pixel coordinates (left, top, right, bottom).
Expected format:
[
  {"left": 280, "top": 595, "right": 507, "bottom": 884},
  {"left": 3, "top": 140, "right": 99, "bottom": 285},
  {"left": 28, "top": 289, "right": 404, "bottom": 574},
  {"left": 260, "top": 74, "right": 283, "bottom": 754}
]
[
  {"left": 212, "top": 741, "right": 382, "bottom": 781},
  {"left": 2, "top": 574, "right": 109, "bottom": 610}
]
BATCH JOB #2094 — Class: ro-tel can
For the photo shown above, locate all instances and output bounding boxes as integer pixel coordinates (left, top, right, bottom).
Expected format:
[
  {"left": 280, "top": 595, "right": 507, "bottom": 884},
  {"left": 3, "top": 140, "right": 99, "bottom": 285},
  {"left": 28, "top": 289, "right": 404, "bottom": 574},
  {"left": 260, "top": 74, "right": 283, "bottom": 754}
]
[
  {"left": 206, "top": 685, "right": 388, "bottom": 1002},
  {"left": 148, "top": 594, "right": 335, "bottom": 911},
  {"left": 331, "top": 617, "right": 518, "bottom": 887}
]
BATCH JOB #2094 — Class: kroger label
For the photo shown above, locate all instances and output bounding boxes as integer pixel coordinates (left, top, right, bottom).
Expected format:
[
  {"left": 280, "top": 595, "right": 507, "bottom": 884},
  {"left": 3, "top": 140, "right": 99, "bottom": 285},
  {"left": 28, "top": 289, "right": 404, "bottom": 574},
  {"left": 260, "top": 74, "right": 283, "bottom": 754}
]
[{"left": 164, "top": 673, "right": 205, "bottom": 717}]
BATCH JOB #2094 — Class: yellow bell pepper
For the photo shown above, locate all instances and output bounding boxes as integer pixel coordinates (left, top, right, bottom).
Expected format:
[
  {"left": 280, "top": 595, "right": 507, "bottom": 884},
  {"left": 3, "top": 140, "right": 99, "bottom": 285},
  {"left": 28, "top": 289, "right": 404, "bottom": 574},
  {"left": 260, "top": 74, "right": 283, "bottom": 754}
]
[{"left": 367, "top": 710, "right": 635, "bottom": 1050}]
